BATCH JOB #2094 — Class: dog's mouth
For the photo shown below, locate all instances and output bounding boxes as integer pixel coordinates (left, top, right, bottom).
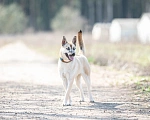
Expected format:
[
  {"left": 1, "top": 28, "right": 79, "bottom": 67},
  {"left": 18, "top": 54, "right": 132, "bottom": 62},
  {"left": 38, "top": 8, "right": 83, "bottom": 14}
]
[{"left": 65, "top": 53, "right": 75, "bottom": 61}]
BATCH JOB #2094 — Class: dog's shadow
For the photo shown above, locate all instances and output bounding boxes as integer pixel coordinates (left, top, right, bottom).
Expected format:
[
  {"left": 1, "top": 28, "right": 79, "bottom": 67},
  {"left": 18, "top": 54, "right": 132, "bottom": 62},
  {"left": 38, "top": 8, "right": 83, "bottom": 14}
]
[{"left": 87, "top": 101, "right": 122, "bottom": 111}]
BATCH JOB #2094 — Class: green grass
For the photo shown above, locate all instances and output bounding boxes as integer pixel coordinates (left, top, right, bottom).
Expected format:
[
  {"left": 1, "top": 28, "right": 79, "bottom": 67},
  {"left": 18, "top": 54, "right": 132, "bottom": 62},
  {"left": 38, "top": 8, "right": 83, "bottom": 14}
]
[
  {"left": 144, "top": 87, "right": 150, "bottom": 92},
  {"left": 87, "top": 56, "right": 95, "bottom": 63},
  {"left": 132, "top": 76, "right": 150, "bottom": 93}
]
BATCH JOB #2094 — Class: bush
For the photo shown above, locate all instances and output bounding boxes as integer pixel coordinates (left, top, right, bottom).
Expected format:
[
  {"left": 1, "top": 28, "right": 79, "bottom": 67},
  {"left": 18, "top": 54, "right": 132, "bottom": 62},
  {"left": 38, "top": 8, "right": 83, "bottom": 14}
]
[
  {"left": 51, "top": 6, "right": 87, "bottom": 32},
  {"left": 0, "top": 3, "right": 28, "bottom": 34}
]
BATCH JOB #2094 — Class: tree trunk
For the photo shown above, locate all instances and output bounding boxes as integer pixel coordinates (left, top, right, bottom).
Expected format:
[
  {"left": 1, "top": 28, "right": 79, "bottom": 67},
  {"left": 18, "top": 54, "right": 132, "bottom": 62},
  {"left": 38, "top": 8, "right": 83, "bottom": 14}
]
[
  {"left": 106, "top": 0, "right": 113, "bottom": 22},
  {"left": 29, "top": 0, "right": 37, "bottom": 30},
  {"left": 88, "top": 0, "right": 95, "bottom": 25},
  {"left": 40, "top": 0, "right": 50, "bottom": 30},
  {"left": 81, "top": 0, "right": 89, "bottom": 19},
  {"left": 122, "top": 0, "right": 128, "bottom": 18},
  {"left": 96, "top": 0, "right": 103, "bottom": 22}
]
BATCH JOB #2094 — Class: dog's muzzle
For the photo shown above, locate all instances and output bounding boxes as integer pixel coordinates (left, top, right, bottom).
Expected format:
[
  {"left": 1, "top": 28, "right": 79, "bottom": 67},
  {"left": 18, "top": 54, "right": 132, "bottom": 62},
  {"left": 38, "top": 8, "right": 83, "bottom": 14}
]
[
  {"left": 65, "top": 53, "right": 75, "bottom": 61},
  {"left": 71, "top": 53, "right": 75, "bottom": 56}
]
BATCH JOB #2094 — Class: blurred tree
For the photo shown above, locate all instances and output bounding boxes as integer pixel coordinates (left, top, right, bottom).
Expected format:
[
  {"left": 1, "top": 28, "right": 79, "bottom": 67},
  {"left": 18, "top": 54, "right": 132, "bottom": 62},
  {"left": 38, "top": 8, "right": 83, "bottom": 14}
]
[
  {"left": 0, "top": 3, "right": 28, "bottom": 34},
  {"left": 88, "top": 0, "right": 95, "bottom": 25},
  {"left": 51, "top": 5, "right": 87, "bottom": 32},
  {"left": 0, "top": 0, "right": 65, "bottom": 31},
  {"left": 106, "top": 0, "right": 113, "bottom": 22},
  {"left": 121, "top": 0, "right": 128, "bottom": 18},
  {"left": 95, "top": 0, "right": 103, "bottom": 22}
]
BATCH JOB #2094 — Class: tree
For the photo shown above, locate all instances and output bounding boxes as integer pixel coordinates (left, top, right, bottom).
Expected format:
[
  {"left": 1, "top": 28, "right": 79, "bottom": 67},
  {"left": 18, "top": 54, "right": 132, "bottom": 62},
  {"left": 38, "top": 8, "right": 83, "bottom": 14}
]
[{"left": 95, "top": 0, "right": 103, "bottom": 22}]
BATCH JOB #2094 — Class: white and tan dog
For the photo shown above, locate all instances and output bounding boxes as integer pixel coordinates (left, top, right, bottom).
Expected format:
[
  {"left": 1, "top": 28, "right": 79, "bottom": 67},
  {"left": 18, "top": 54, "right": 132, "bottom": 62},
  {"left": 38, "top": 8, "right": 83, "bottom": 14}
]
[{"left": 58, "top": 30, "right": 94, "bottom": 106}]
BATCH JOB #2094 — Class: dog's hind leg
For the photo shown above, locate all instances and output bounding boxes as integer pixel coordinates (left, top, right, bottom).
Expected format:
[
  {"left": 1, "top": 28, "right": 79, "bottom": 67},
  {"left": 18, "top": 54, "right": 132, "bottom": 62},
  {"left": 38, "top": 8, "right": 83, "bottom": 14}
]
[
  {"left": 75, "top": 74, "right": 84, "bottom": 102},
  {"left": 82, "top": 74, "right": 94, "bottom": 102}
]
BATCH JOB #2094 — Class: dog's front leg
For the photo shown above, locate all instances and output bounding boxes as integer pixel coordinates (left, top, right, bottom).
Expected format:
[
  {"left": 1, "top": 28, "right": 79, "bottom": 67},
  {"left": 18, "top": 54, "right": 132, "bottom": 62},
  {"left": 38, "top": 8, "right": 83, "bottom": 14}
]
[
  {"left": 63, "top": 79, "right": 74, "bottom": 106},
  {"left": 62, "top": 78, "right": 72, "bottom": 104}
]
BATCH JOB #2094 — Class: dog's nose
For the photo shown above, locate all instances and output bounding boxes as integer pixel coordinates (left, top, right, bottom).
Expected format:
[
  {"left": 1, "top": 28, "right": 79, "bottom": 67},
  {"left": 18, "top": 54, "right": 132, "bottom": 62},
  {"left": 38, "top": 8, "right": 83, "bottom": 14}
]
[{"left": 72, "top": 53, "right": 75, "bottom": 56}]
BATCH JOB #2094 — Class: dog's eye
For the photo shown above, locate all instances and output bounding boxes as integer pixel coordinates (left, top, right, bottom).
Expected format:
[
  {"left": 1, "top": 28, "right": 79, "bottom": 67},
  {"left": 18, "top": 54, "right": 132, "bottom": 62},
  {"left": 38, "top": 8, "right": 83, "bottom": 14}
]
[
  {"left": 73, "top": 47, "right": 76, "bottom": 50},
  {"left": 66, "top": 47, "right": 70, "bottom": 50}
]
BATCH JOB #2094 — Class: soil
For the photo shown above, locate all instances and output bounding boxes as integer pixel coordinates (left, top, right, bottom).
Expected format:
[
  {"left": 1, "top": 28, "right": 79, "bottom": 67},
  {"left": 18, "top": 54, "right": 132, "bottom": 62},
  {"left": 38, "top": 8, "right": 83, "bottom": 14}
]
[{"left": 0, "top": 42, "right": 149, "bottom": 120}]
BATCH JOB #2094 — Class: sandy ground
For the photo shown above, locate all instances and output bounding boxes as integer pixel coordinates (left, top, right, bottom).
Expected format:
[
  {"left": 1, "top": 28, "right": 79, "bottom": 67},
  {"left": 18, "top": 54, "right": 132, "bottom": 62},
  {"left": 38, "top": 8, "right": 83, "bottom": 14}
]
[{"left": 0, "top": 42, "right": 150, "bottom": 120}]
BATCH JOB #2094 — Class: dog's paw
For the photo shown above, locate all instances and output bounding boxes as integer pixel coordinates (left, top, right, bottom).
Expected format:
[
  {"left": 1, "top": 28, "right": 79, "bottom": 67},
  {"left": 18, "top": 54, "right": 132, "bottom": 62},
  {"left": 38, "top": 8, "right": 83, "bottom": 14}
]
[
  {"left": 79, "top": 100, "right": 84, "bottom": 102},
  {"left": 63, "top": 104, "right": 71, "bottom": 106},
  {"left": 89, "top": 100, "right": 94, "bottom": 103}
]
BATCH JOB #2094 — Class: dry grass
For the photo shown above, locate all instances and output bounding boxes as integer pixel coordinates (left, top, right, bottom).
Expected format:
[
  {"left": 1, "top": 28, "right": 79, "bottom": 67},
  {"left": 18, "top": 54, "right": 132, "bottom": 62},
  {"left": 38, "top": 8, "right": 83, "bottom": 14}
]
[
  {"left": 86, "top": 41, "right": 150, "bottom": 76},
  {"left": 87, "top": 42, "right": 150, "bottom": 66}
]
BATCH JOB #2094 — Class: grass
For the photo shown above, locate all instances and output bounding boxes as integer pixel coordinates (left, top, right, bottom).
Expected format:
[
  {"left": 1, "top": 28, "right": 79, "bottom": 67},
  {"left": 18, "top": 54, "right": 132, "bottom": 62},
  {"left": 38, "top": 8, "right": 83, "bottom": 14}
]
[
  {"left": 132, "top": 76, "right": 150, "bottom": 93},
  {"left": 86, "top": 42, "right": 150, "bottom": 67}
]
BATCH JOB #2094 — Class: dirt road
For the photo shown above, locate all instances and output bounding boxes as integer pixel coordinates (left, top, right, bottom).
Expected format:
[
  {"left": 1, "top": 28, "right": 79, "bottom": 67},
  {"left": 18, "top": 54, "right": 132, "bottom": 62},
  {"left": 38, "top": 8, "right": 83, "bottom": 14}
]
[{"left": 0, "top": 42, "right": 149, "bottom": 120}]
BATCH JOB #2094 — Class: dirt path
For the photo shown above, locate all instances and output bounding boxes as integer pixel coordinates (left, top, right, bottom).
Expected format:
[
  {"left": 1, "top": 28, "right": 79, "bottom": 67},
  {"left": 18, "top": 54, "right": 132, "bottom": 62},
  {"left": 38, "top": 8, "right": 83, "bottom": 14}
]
[{"left": 0, "top": 42, "right": 149, "bottom": 120}]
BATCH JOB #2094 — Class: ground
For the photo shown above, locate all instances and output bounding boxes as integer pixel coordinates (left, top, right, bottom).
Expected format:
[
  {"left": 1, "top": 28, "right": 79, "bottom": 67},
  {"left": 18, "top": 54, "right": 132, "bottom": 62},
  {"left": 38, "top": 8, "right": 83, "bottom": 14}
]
[{"left": 0, "top": 42, "right": 149, "bottom": 120}]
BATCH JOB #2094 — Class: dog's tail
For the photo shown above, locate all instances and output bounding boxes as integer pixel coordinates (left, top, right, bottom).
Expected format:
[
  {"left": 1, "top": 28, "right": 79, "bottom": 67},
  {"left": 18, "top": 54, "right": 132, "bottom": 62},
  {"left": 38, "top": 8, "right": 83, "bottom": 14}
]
[{"left": 78, "top": 30, "right": 85, "bottom": 55}]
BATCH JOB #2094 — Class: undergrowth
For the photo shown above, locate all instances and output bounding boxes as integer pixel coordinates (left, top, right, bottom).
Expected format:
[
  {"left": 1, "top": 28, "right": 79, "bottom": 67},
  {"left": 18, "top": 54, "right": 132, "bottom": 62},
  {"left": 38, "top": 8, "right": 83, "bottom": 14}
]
[{"left": 133, "top": 77, "right": 150, "bottom": 93}]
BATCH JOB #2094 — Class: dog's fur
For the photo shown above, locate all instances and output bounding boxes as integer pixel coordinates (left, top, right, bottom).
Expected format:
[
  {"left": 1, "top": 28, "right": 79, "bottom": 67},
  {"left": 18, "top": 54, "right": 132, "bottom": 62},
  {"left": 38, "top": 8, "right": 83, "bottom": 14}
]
[{"left": 58, "top": 30, "right": 94, "bottom": 106}]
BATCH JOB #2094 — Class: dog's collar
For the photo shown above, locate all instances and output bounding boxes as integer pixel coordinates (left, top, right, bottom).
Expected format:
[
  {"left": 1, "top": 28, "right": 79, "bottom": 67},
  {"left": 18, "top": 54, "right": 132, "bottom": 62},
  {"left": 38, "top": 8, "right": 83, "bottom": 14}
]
[{"left": 60, "top": 57, "right": 72, "bottom": 63}]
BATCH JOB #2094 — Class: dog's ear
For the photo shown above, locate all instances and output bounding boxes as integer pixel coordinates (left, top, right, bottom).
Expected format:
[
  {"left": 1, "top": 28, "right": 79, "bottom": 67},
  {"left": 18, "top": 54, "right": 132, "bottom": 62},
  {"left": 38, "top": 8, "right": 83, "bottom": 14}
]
[
  {"left": 72, "top": 36, "right": 76, "bottom": 46},
  {"left": 62, "top": 36, "right": 67, "bottom": 46}
]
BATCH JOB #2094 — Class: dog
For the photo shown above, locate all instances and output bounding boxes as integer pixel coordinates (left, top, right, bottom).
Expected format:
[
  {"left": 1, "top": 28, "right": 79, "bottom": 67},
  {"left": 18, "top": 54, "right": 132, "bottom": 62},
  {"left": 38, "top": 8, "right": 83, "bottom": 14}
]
[{"left": 58, "top": 30, "right": 94, "bottom": 106}]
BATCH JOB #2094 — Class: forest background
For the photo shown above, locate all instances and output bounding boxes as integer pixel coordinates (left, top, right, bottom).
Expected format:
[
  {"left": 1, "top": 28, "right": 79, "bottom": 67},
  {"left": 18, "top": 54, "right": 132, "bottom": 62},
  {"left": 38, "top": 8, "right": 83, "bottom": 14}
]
[{"left": 0, "top": 0, "right": 150, "bottom": 33}]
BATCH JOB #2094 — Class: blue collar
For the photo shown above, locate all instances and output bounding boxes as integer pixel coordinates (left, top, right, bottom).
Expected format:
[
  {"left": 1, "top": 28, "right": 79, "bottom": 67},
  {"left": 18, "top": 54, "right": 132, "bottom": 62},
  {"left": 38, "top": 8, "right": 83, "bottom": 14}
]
[{"left": 60, "top": 57, "right": 72, "bottom": 63}]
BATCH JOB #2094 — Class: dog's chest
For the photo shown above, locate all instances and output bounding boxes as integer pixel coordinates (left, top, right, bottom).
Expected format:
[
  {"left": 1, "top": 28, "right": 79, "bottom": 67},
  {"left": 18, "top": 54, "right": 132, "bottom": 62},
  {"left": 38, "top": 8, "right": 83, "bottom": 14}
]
[
  {"left": 60, "top": 63, "right": 73, "bottom": 73},
  {"left": 59, "top": 59, "right": 80, "bottom": 78}
]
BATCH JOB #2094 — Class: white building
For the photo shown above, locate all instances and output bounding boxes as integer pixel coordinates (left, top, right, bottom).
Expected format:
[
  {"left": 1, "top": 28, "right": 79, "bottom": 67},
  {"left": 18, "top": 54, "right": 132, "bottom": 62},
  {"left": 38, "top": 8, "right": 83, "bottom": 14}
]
[
  {"left": 137, "top": 13, "right": 150, "bottom": 43},
  {"left": 92, "top": 23, "right": 110, "bottom": 41},
  {"left": 109, "top": 19, "right": 139, "bottom": 42}
]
